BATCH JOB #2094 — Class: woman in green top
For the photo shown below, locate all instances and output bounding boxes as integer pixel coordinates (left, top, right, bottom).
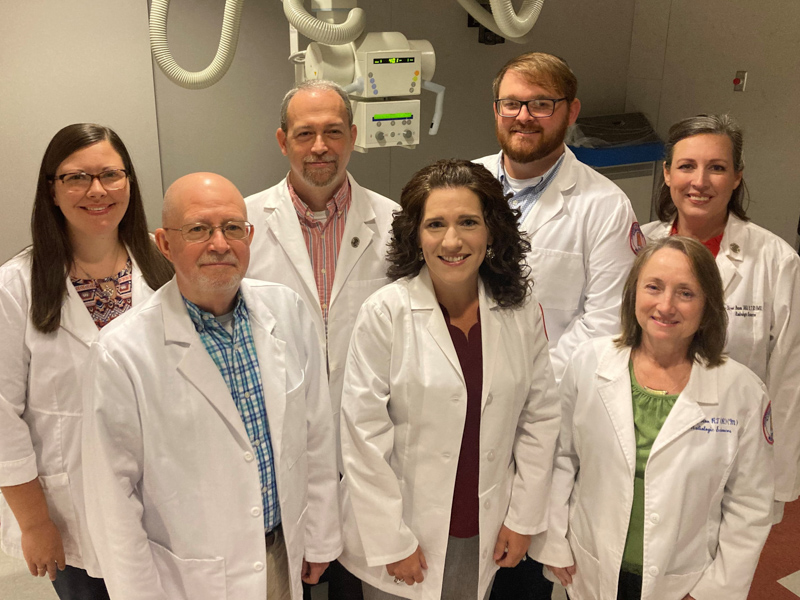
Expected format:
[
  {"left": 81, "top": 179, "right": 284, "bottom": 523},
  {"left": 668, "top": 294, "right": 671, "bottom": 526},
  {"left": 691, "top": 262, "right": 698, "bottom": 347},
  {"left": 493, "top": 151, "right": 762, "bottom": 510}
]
[{"left": 529, "top": 236, "right": 774, "bottom": 600}]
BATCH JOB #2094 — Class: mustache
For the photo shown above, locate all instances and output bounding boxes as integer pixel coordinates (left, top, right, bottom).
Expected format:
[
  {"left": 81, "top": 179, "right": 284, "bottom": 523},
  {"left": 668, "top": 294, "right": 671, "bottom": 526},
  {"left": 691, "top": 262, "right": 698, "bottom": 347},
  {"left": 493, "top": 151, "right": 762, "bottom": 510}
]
[
  {"left": 197, "top": 252, "right": 238, "bottom": 266},
  {"left": 304, "top": 155, "right": 337, "bottom": 164},
  {"left": 510, "top": 126, "right": 543, "bottom": 134}
]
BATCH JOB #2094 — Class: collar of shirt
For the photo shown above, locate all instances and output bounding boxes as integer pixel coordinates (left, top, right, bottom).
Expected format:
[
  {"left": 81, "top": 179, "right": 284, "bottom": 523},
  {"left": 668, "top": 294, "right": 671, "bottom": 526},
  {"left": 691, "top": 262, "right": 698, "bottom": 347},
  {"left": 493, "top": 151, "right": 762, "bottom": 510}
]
[
  {"left": 495, "top": 150, "right": 566, "bottom": 222},
  {"left": 288, "top": 176, "right": 352, "bottom": 226},
  {"left": 183, "top": 291, "right": 247, "bottom": 338}
]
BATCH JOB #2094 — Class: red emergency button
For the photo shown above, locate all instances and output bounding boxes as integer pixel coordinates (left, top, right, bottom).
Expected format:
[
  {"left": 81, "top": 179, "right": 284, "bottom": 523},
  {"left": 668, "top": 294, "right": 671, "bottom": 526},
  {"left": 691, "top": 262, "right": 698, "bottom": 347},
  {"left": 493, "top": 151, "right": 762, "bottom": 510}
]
[{"left": 733, "top": 78, "right": 741, "bottom": 85}]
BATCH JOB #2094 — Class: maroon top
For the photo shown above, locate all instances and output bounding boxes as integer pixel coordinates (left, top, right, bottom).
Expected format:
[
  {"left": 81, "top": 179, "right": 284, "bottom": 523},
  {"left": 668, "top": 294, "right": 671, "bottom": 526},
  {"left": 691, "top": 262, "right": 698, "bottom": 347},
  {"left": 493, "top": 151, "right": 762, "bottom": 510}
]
[{"left": 441, "top": 305, "right": 483, "bottom": 538}]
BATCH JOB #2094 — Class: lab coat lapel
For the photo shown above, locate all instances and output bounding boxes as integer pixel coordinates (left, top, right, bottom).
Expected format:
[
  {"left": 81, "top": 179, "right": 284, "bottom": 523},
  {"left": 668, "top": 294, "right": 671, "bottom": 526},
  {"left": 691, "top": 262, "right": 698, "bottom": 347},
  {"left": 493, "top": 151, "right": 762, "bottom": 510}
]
[
  {"left": 259, "top": 181, "right": 319, "bottom": 307},
  {"left": 331, "top": 177, "right": 377, "bottom": 305},
  {"left": 240, "top": 282, "right": 286, "bottom": 463},
  {"left": 716, "top": 216, "right": 746, "bottom": 293},
  {"left": 411, "top": 268, "right": 464, "bottom": 385},
  {"left": 596, "top": 346, "right": 637, "bottom": 476},
  {"left": 161, "top": 279, "right": 252, "bottom": 448},
  {"left": 60, "top": 278, "right": 100, "bottom": 346},
  {"left": 521, "top": 146, "right": 575, "bottom": 236},
  {"left": 650, "top": 363, "right": 714, "bottom": 457},
  {"left": 479, "top": 281, "right": 500, "bottom": 413}
]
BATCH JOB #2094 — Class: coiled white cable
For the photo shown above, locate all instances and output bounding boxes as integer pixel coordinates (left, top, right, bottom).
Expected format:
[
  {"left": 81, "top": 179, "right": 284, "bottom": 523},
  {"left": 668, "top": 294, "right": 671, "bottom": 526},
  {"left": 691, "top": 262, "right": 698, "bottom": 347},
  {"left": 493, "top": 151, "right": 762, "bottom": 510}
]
[
  {"left": 282, "top": 0, "right": 366, "bottom": 46},
  {"left": 455, "top": 0, "right": 544, "bottom": 43}
]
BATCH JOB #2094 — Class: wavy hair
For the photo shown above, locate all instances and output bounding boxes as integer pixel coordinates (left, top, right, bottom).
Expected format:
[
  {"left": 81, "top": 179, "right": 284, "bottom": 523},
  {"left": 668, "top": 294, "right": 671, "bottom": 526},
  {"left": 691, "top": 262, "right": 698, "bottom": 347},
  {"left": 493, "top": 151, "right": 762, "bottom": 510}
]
[
  {"left": 387, "top": 159, "right": 531, "bottom": 308},
  {"left": 656, "top": 114, "right": 749, "bottom": 223},
  {"left": 615, "top": 236, "right": 728, "bottom": 366},
  {"left": 30, "top": 123, "right": 173, "bottom": 333}
]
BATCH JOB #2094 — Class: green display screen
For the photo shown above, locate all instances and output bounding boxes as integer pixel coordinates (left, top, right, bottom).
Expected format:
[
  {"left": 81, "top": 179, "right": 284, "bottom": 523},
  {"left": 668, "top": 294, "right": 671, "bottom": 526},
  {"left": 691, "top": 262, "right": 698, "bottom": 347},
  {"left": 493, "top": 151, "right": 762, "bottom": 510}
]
[
  {"left": 373, "top": 113, "right": 413, "bottom": 121},
  {"left": 373, "top": 57, "right": 415, "bottom": 64}
]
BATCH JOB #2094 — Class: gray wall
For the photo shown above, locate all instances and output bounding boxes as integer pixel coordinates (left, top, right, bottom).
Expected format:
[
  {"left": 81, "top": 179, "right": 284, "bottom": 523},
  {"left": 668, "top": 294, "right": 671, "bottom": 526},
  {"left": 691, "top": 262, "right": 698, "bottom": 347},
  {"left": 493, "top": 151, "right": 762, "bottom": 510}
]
[
  {"left": 625, "top": 0, "right": 800, "bottom": 245},
  {"left": 0, "top": 1, "right": 162, "bottom": 263},
  {"left": 153, "top": 0, "right": 637, "bottom": 201}
]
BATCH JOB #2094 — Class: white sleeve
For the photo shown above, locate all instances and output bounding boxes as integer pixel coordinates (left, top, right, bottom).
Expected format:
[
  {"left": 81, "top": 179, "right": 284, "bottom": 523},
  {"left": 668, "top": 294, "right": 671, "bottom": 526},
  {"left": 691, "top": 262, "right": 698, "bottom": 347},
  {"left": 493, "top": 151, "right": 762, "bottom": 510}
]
[
  {"left": 339, "top": 301, "right": 418, "bottom": 567},
  {"left": 0, "top": 278, "right": 37, "bottom": 486},
  {"left": 766, "top": 253, "right": 800, "bottom": 501},
  {"left": 504, "top": 303, "right": 561, "bottom": 535},
  {"left": 549, "top": 197, "right": 637, "bottom": 380},
  {"left": 293, "top": 294, "right": 344, "bottom": 563},
  {"left": 527, "top": 352, "right": 580, "bottom": 567},
  {"left": 690, "top": 384, "right": 774, "bottom": 599},
  {"left": 82, "top": 342, "right": 168, "bottom": 600}
]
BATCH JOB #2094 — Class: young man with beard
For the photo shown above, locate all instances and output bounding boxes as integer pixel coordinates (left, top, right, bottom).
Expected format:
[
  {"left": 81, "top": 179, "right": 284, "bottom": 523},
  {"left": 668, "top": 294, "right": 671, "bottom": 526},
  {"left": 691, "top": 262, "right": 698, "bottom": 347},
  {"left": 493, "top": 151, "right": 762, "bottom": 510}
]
[
  {"left": 474, "top": 53, "right": 641, "bottom": 599},
  {"left": 245, "top": 80, "right": 398, "bottom": 600}
]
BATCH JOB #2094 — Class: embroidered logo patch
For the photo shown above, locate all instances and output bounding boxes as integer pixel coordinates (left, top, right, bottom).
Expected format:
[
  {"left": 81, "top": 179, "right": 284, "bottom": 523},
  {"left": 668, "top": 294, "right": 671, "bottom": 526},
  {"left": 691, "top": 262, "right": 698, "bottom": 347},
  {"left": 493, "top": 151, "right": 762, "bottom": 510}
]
[
  {"left": 763, "top": 402, "right": 774, "bottom": 445},
  {"left": 629, "top": 222, "right": 646, "bottom": 255}
]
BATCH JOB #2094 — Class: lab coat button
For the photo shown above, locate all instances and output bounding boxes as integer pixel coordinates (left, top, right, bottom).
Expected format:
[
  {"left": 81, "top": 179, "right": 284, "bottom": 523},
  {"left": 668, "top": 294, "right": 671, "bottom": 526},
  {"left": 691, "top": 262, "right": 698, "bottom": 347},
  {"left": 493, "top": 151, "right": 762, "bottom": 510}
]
[
  {"left": 442, "top": 452, "right": 451, "bottom": 459},
  {"left": 251, "top": 506, "right": 261, "bottom": 517},
  {"left": 254, "top": 562, "right": 264, "bottom": 572},
  {"left": 484, "top": 500, "right": 491, "bottom": 509},
  {"left": 648, "top": 566, "right": 659, "bottom": 576},
  {"left": 451, "top": 396, "right": 459, "bottom": 403},
  {"left": 487, "top": 450, "right": 495, "bottom": 462},
  {"left": 486, "top": 394, "right": 493, "bottom": 405},
  {"left": 650, "top": 513, "right": 660, "bottom": 524},
  {"left": 482, "top": 549, "right": 488, "bottom": 559},
  {"left": 244, "top": 452, "right": 254, "bottom": 462}
]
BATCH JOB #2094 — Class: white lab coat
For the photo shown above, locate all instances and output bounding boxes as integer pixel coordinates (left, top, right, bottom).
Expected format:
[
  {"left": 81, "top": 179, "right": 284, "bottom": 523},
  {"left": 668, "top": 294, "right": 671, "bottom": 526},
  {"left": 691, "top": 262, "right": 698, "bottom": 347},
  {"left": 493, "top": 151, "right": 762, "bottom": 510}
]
[
  {"left": 338, "top": 268, "right": 561, "bottom": 600},
  {"left": 82, "top": 278, "right": 342, "bottom": 600},
  {"left": 474, "top": 148, "right": 639, "bottom": 380},
  {"left": 245, "top": 174, "right": 398, "bottom": 467},
  {"left": 0, "top": 250, "right": 152, "bottom": 576},
  {"left": 643, "top": 215, "right": 800, "bottom": 502},
  {"left": 530, "top": 337, "right": 774, "bottom": 600}
]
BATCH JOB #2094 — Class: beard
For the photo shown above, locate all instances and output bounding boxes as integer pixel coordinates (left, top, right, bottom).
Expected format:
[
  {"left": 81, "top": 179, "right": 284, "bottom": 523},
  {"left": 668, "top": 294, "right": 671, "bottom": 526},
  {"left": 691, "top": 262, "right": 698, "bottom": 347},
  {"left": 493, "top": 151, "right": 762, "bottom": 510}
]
[
  {"left": 196, "top": 252, "right": 244, "bottom": 292},
  {"left": 302, "top": 154, "right": 340, "bottom": 187},
  {"left": 495, "top": 113, "right": 570, "bottom": 164}
]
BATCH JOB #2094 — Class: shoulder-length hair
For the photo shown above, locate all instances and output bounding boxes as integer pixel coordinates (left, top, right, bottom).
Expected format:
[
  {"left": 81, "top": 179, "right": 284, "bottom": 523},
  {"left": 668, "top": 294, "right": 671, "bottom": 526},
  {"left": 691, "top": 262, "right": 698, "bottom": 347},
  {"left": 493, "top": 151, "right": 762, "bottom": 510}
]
[
  {"left": 30, "top": 123, "right": 173, "bottom": 333},
  {"left": 655, "top": 114, "right": 749, "bottom": 223},
  {"left": 387, "top": 159, "right": 531, "bottom": 308},
  {"left": 615, "top": 236, "right": 727, "bottom": 367}
]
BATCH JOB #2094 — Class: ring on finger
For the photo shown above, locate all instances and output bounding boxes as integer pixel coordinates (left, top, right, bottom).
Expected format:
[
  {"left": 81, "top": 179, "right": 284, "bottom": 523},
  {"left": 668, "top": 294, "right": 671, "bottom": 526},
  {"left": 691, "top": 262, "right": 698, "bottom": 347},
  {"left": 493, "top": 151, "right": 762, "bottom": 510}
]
[{"left": 393, "top": 576, "right": 403, "bottom": 584}]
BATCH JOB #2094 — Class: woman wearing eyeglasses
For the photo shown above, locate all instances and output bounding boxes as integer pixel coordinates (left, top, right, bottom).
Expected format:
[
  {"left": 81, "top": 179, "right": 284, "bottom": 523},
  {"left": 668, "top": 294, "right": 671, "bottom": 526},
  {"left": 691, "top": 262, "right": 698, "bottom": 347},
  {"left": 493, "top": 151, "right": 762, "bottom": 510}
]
[{"left": 0, "top": 123, "right": 172, "bottom": 598}]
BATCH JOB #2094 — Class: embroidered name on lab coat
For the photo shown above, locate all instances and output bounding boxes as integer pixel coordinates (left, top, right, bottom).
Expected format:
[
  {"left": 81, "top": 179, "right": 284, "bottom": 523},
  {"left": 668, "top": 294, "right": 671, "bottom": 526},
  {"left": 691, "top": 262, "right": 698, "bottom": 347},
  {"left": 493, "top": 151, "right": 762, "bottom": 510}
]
[
  {"left": 691, "top": 417, "right": 739, "bottom": 434},
  {"left": 726, "top": 304, "right": 763, "bottom": 318}
]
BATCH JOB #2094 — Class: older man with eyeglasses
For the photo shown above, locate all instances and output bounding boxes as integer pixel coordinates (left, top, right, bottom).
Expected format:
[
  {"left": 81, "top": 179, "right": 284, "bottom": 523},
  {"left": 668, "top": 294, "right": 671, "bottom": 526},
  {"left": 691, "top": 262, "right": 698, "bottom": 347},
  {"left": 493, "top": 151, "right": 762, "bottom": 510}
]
[
  {"left": 82, "top": 172, "right": 342, "bottom": 600},
  {"left": 473, "top": 53, "right": 641, "bottom": 599}
]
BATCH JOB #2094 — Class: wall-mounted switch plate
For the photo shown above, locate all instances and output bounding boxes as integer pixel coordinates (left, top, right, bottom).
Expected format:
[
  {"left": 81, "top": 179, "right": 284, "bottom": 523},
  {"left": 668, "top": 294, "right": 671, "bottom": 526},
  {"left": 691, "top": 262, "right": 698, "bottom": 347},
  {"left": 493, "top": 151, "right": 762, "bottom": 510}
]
[{"left": 733, "top": 71, "right": 747, "bottom": 92}]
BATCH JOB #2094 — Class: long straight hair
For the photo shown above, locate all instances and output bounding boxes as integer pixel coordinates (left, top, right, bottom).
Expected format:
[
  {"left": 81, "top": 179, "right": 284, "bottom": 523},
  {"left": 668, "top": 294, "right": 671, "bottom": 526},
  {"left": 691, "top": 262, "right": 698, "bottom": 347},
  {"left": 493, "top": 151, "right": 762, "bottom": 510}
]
[{"left": 30, "top": 123, "right": 173, "bottom": 333}]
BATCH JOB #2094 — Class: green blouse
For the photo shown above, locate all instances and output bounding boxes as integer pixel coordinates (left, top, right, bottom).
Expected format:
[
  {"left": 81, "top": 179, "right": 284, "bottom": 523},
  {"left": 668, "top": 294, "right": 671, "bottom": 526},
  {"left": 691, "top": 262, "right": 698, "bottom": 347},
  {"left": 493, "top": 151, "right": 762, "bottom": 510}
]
[{"left": 621, "top": 361, "right": 679, "bottom": 575}]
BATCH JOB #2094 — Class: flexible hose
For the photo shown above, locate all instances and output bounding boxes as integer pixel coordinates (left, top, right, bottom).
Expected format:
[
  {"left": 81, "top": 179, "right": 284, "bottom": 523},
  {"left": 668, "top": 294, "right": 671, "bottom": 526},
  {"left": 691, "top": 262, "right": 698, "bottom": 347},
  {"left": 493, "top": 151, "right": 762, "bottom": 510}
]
[
  {"left": 490, "top": 0, "right": 544, "bottom": 39},
  {"left": 455, "top": 0, "right": 543, "bottom": 43},
  {"left": 149, "top": 0, "right": 245, "bottom": 90},
  {"left": 282, "top": 0, "right": 365, "bottom": 46}
]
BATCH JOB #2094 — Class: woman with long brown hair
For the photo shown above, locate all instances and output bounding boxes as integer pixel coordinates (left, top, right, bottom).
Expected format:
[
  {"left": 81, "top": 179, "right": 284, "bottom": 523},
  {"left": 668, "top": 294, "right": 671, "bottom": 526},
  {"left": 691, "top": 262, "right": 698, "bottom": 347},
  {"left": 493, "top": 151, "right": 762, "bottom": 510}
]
[{"left": 0, "top": 123, "right": 172, "bottom": 598}]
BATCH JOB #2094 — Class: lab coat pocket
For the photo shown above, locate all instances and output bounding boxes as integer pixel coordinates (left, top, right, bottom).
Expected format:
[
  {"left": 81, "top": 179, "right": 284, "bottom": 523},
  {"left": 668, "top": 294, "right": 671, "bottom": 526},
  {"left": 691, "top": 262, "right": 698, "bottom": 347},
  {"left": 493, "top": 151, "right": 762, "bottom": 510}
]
[
  {"left": 39, "top": 473, "right": 81, "bottom": 559},
  {"left": 526, "top": 248, "right": 583, "bottom": 310},
  {"left": 566, "top": 531, "right": 601, "bottom": 600},
  {"left": 148, "top": 539, "right": 227, "bottom": 600}
]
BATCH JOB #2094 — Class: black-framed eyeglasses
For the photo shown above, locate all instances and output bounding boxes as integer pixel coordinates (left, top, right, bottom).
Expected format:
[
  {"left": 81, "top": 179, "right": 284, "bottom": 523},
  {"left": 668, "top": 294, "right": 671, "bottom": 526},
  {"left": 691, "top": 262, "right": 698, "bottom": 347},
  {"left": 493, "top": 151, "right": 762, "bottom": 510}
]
[
  {"left": 163, "top": 221, "right": 253, "bottom": 243},
  {"left": 51, "top": 169, "right": 129, "bottom": 193},
  {"left": 495, "top": 97, "right": 568, "bottom": 118}
]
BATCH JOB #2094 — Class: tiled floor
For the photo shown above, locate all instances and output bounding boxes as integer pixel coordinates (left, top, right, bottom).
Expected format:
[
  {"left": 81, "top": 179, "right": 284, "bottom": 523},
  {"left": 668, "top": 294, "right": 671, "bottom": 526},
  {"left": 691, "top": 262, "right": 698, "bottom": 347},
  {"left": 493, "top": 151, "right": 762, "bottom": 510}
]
[{"left": 0, "top": 552, "right": 57, "bottom": 600}]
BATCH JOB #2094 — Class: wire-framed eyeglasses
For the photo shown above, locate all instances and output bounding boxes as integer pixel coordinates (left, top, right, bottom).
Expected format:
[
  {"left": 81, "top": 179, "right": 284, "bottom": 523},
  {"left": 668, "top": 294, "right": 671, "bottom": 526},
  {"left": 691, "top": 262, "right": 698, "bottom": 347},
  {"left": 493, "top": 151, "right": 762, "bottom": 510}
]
[
  {"left": 163, "top": 221, "right": 253, "bottom": 243},
  {"left": 52, "top": 169, "right": 129, "bottom": 193}
]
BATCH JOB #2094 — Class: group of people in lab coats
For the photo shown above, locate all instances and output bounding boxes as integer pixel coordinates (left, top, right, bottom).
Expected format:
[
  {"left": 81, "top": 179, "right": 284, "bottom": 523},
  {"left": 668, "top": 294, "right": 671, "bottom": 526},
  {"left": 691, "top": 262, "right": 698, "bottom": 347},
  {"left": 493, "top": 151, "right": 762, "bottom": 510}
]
[{"left": 0, "top": 50, "right": 798, "bottom": 600}]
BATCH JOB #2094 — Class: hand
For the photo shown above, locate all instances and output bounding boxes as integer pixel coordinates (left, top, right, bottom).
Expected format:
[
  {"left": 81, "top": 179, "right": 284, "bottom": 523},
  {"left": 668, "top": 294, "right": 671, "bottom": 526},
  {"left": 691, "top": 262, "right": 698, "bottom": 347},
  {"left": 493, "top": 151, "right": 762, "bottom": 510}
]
[
  {"left": 546, "top": 564, "right": 576, "bottom": 587},
  {"left": 21, "top": 519, "right": 66, "bottom": 581},
  {"left": 301, "top": 559, "right": 329, "bottom": 585},
  {"left": 493, "top": 525, "right": 531, "bottom": 568},
  {"left": 386, "top": 546, "right": 427, "bottom": 585}
]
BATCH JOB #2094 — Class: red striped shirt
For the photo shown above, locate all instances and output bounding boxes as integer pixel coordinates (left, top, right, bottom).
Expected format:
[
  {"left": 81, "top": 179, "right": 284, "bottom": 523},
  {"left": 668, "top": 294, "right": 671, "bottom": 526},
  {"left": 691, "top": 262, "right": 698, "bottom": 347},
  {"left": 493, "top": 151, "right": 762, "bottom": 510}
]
[{"left": 288, "top": 178, "right": 352, "bottom": 325}]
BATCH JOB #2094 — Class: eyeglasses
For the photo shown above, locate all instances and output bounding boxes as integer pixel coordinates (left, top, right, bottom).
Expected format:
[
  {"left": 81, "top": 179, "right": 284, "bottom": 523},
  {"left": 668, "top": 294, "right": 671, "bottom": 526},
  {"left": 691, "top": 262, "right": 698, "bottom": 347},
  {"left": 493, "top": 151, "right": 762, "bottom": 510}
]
[
  {"left": 52, "top": 169, "right": 128, "bottom": 193},
  {"left": 495, "top": 97, "right": 568, "bottom": 118},
  {"left": 163, "top": 221, "right": 253, "bottom": 243}
]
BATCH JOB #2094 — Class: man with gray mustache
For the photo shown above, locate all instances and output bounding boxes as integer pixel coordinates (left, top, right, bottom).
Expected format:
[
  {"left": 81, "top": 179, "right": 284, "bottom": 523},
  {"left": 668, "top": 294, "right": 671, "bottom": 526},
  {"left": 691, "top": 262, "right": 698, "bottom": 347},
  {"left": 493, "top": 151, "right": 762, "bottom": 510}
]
[
  {"left": 244, "top": 81, "right": 398, "bottom": 600},
  {"left": 83, "top": 173, "right": 342, "bottom": 600}
]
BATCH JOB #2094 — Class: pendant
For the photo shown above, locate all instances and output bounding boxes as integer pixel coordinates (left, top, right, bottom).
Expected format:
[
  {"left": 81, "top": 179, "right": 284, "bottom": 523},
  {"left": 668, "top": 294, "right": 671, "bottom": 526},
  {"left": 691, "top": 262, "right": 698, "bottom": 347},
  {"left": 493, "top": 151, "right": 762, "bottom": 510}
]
[{"left": 99, "top": 280, "right": 116, "bottom": 297}]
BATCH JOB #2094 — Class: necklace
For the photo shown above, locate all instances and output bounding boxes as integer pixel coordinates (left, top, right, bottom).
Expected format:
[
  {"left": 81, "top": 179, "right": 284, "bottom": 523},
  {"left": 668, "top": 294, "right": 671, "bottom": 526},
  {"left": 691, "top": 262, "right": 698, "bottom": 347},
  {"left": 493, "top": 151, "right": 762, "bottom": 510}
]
[{"left": 73, "top": 245, "right": 124, "bottom": 298}]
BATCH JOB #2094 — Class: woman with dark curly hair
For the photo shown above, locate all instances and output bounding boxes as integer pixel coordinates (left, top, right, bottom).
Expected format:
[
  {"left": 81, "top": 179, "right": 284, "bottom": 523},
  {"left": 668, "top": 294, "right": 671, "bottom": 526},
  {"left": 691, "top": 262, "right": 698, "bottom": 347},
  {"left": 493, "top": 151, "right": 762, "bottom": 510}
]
[{"left": 338, "top": 159, "right": 560, "bottom": 600}]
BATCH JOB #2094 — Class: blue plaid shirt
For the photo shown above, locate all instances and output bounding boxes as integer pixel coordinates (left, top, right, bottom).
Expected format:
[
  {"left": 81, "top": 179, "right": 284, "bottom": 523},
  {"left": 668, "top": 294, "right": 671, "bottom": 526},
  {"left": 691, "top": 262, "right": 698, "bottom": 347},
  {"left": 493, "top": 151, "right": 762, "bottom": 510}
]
[
  {"left": 184, "top": 293, "right": 281, "bottom": 532},
  {"left": 495, "top": 150, "right": 566, "bottom": 223}
]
